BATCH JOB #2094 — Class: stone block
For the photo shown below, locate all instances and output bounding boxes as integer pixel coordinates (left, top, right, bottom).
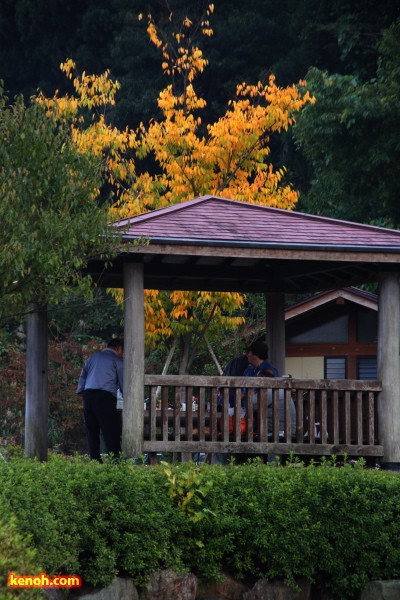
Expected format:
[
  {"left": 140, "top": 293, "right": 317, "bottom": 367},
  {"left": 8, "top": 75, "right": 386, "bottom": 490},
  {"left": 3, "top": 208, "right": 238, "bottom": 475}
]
[
  {"left": 73, "top": 577, "right": 138, "bottom": 600},
  {"left": 357, "top": 580, "right": 400, "bottom": 600},
  {"left": 139, "top": 569, "right": 197, "bottom": 600},
  {"left": 196, "top": 572, "right": 250, "bottom": 599},
  {"left": 243, "top": 578, "right": 311, "bottom": 600}
]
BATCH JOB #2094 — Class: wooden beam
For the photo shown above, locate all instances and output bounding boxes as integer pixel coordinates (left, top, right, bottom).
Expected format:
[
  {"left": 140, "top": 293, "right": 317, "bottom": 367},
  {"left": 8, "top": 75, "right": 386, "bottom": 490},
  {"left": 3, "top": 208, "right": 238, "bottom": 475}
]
[
  {"left": 265, "top": 292, "right": 285, "bottom": 375},
  {"left": 122, "top": 242, "right": 400, "bottom": 265},
  {"left": 143, "top": 440, "right": 383, "bottom": 457},
  {"left": 378, "top": 272, "right": 400, "bottom": 467},
  {"left": 144, "top": 374, "right": 382, "bottom": 391},
  {"left": 25, "top": 303, "right": 48, "bottom": 461},
  {"left": 122, "top": 262, "right": 145, "bottom": 458}
]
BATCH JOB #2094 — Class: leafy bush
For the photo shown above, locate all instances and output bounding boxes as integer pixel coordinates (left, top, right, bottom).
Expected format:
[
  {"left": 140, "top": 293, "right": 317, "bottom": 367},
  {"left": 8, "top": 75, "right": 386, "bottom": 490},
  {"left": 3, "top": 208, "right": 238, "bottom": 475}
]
[
  {"left": 0, "top": 508, "right": 44, "bottom": 600},
  {"left": 1, "top": 455, "right": 400, "bottom": 599},
  {"left": 0, "top": 337, "right": 99, "bottom": 452}
]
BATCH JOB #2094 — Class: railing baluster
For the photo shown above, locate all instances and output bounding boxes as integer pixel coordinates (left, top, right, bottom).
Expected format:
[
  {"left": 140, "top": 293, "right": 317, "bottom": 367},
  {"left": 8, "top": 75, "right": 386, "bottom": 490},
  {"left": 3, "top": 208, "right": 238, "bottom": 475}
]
[
  {"left": 332, "top": 390, "right": 339, "bottom": 444},
  {"left": 273, "top": 388, "right": 279, "bottom": 442},
  {"left": 222, "top": 387, "right": 230, "bottom": 441},
  {"left": 234, "top": 388, "right": 241, "bottom": 442},
  {"left": 357, "top": 391, "right": 363, "bottom": 445},
  {"left": 258, "top": 388, "right": 267, "bottom": 442},
  {"left": 210, "top": 387, "right": 218, "bottom": 441},
  {"left": 246, "top": 388, "right": 253, "bottom": 442},
  {"left": 174, "top": 386, "right": 181, "bottom": 441},
  {"left": 162, "top": 386, "right": 169, "bottom": 440},
  {"left": 150, "top": 385, "right": 157, "bottom": 441},
  {"left": 186, "top": 386, "right": 193, "bottom": 441},
  {"left": 309, "top": 390, "right": 315, "bottom": 444},
  {"left": 198, "top": 387, "right": 205, "bottom": 440},
  {"left": 344, "top": 390, "right": 351, "bottom": 444},
  {"left": 284, "top": 389, "right": 292, "bottom": 443},
  {"left": 296, "top": 390, "right": 303, "bottom": 443},
  {"left": 320, "top": 390, "right": 327, "bottom": 444},
  {"left": 367, "top": 391, "right": 375, "bottom": 445}
]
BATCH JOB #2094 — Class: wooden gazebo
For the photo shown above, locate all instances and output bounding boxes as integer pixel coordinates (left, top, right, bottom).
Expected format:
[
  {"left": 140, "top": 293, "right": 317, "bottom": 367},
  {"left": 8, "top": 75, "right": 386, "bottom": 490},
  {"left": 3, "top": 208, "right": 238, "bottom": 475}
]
[{"left": 87, "top": 195, "right": 400, "bottom": 468}]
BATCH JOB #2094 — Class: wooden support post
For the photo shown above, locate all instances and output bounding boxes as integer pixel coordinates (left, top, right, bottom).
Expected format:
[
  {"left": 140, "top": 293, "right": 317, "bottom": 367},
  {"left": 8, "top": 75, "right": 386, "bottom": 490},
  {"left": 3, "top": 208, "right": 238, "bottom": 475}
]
[
  {"left": 378, "top": 272, "right": 400, "bottom": 468},
  {"left": 122, "top": 262, "right": 144, "bottom": 459},
  {"left": 265, "top": 292, "right": 286, "bottom": 376},
  {"left": 25, "top": 303, "right": 48, "bottom": 461}
]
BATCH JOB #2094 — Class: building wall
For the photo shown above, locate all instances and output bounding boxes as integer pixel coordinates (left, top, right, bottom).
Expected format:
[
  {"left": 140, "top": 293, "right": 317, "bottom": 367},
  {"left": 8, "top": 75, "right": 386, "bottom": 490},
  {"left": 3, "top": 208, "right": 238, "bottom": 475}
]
[
  {"left": 284, "top": 299, "right": 377, "bottom": 380},
  {"left": 285, "top": 356, "right": 324, "bottom": 379}
]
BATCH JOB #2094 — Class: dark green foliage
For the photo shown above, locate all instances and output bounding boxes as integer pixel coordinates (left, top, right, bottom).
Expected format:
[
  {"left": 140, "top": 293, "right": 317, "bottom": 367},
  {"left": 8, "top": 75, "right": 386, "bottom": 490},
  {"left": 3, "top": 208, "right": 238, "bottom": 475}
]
[
  {"left": 0, "top": 91, "right": 121, "bottom": 325},
  {"left": 1, "top": 456, "right": 400, "bottom": 599},
  {"left": 0, "top": 456, "right": 190, "bottom": 588},
  {"left": 0, "top": 506, "right": 44, "bottom": 600},
  {"left": 294, "top": 19, "right": 400, "bottom": 226}
]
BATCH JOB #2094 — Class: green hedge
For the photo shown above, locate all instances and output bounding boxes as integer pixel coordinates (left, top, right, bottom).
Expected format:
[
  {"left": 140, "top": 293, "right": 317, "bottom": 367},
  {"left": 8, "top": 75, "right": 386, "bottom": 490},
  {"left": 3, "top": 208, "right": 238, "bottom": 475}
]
[
  {"left": 0, "top": 510, "right": 44, "bottom": 600},
  {"left": 1, "top": 455, "right": 400, "bottom": 600}
]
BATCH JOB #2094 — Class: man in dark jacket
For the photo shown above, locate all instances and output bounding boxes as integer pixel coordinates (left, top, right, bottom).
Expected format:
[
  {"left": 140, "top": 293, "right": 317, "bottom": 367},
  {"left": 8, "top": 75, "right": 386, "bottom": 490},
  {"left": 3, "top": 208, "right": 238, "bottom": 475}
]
[
  {"left": 243, "top": 341, "right": 296, "bottom": 438},
  {"left": 77, "top": 338, "right": 124, "bottom": 460},
  {"left": 243, "top": 341, "right": 279, "bottom": 377},
  {"left": 222, "top": 348, "right": 250, "bottom": 377}
]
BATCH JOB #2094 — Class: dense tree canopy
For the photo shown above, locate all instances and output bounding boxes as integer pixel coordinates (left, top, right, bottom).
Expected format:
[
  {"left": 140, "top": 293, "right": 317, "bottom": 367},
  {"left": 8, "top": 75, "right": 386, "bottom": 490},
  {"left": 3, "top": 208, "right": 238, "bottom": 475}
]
[
  {"left": 35, "top": 6, "right": 314, "bottom": 373},
  {"left": 0, "top": 89, "right": 118, "bottom": 324},
  {"left": 1, "top": 0, "right": 399, "bottom": 375},
  {"left": 293, "top": 19, "right": 400, "bottom": 225}
]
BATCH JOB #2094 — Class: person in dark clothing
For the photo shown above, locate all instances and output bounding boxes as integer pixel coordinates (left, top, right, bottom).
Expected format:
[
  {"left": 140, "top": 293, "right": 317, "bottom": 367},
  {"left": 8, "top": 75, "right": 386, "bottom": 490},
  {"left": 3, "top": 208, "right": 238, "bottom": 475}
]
[
  {"left": 77, "top": 338, "right": 124, "bottom": 460},
  {"left": 222, "top": 348, "right": 250, "bottom": 376},
  {"left": 243, "top": 341, "right": 279, "bottom": 378}
]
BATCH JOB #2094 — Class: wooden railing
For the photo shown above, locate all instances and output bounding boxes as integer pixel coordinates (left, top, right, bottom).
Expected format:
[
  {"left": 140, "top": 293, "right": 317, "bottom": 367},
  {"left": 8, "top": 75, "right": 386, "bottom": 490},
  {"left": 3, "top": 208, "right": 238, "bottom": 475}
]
[{"left": 142, "top": 375, "right": 383, "bottom": 460}]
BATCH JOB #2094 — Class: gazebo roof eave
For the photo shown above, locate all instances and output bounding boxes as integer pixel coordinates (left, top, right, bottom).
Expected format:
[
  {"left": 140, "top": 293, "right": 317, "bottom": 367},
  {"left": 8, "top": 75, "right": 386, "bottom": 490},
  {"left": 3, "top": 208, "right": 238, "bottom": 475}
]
[{"left": 119, "top": 234, "right": 400, "bottom": 254}]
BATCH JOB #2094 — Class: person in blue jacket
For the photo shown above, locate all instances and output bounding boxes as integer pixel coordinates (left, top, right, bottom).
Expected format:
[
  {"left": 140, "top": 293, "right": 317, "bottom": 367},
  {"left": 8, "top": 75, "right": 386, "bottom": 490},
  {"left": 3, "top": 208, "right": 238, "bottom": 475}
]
[
  {"left": 243, "top": 340, "right": 296, "bottom": 439},
  {"left": 77, "top": 337, "right": 124, "bottom": 461},
  {"left": 242, "top": 341, "right": 279, "bottom": 379}
]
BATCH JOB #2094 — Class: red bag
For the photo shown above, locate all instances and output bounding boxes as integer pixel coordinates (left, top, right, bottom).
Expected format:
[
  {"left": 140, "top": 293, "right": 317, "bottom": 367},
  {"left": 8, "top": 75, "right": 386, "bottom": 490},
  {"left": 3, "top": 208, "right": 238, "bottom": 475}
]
[{"left": 220, "top": 416, "right": 247, "bottom": 435}]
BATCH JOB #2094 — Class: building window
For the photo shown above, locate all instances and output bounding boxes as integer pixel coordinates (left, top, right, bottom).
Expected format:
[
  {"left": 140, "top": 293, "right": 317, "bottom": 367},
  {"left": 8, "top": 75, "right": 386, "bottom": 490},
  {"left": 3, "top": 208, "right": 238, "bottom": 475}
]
[
  {"left": 325, "top": 356, "right": 347, "bottom": 379},
  {"left": 357, "top": 356, "right": 377, "bottom": 380},
  {"left": 357, "top": 309, "right": 377, "bottom": 343}
]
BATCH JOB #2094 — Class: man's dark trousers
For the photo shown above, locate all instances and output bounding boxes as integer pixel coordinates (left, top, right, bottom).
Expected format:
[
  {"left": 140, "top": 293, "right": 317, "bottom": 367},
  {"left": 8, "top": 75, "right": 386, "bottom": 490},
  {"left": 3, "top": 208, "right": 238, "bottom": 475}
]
[{"left": 83, "top": 389, "right": 122, "bottom": 460}]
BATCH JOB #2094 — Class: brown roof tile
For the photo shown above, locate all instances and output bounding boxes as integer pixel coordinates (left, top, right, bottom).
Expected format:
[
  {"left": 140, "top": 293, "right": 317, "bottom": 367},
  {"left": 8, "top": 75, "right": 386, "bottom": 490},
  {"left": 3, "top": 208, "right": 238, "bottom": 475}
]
[{"left": 115, "top": 195, "right": 400, "bottom": 250}]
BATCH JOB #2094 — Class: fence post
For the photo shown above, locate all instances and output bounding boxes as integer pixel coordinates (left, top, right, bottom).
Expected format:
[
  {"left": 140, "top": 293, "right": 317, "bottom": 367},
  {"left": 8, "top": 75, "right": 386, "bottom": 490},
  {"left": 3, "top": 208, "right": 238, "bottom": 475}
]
[
  {"left": 378, "top": 271, "right": 400, "bottom": 469},
  {"left": 122, "top": 261, "right": 144, "bottom": 459}
]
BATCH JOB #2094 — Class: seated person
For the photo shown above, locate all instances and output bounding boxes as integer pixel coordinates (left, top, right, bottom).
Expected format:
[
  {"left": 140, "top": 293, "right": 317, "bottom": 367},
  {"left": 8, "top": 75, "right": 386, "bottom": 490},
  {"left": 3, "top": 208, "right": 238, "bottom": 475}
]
[
  {"left": 242, "top": 341, "right": 296, "bottom": 437},
  {"left": 253, "top": 369, "right": 296, "bottom": 436}
]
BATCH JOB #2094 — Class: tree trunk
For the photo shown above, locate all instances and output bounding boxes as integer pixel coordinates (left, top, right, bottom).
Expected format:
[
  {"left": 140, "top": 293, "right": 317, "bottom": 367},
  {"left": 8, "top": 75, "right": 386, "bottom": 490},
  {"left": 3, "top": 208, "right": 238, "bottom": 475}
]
[
  {"left": 25, "top": 302, "right": 48, "bottom": 461},
  {"left": 156, "top": 339, "right": 177, "bottom": 398},
  {"left": 179, "top": 332, "right": 192, "bottom": 375},
  {"left": 205, "top": 337, "right": 223, "bottom": 374}
]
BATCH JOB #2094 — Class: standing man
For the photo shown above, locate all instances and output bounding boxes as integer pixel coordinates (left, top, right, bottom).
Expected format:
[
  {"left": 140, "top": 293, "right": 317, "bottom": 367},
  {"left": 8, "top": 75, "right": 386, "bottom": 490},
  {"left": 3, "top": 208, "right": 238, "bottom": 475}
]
[{"left": 77, "top": 338, "right": 124, "bottom": 461}]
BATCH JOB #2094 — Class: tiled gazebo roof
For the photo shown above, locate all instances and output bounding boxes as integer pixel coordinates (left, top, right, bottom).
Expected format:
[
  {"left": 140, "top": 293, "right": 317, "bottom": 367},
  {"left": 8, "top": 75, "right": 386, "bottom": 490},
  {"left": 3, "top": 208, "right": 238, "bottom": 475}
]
[
  {"left": 87, "top": 195, "right": 400, "bottom": 293},
  {"left": 116, "top": 195, "right": 400, "bottom": 251}
]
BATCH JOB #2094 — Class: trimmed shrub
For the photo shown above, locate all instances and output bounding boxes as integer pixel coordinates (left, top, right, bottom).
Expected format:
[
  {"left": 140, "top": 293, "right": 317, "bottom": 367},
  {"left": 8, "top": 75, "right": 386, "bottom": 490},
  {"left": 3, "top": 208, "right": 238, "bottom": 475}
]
[
  {"left": 1, "top": 455, "right": 400, "bottom": 599},
  {"left": 0, "top": 510, "right": 44, "bottom": 600}
]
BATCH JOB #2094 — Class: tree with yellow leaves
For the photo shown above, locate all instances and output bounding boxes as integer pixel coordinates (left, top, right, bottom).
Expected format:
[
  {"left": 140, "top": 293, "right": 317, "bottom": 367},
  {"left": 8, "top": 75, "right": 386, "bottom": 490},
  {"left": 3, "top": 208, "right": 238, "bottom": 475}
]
[{"left": 38, "top": 3, "right": 314, "bottom": 374}]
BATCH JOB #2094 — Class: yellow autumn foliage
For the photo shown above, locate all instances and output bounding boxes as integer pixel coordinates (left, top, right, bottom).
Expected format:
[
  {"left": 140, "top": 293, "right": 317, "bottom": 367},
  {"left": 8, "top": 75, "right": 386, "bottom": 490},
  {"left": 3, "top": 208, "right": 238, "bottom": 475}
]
[{"left": 36, "top": 4, "right": 315, "bottom": 357}]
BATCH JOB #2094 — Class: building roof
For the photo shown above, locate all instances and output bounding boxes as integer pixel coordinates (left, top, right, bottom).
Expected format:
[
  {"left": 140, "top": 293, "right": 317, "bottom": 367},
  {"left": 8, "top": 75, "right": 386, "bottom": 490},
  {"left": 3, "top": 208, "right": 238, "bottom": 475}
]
[
  {"left": 87, "top": 195, "right": 400, "bottom": 293},
  {"left": 285, "top": 287, "right": 378, "bottom": 321},
  {"left": 116, "top": 195, "right": 400, "bottom": 251}
]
